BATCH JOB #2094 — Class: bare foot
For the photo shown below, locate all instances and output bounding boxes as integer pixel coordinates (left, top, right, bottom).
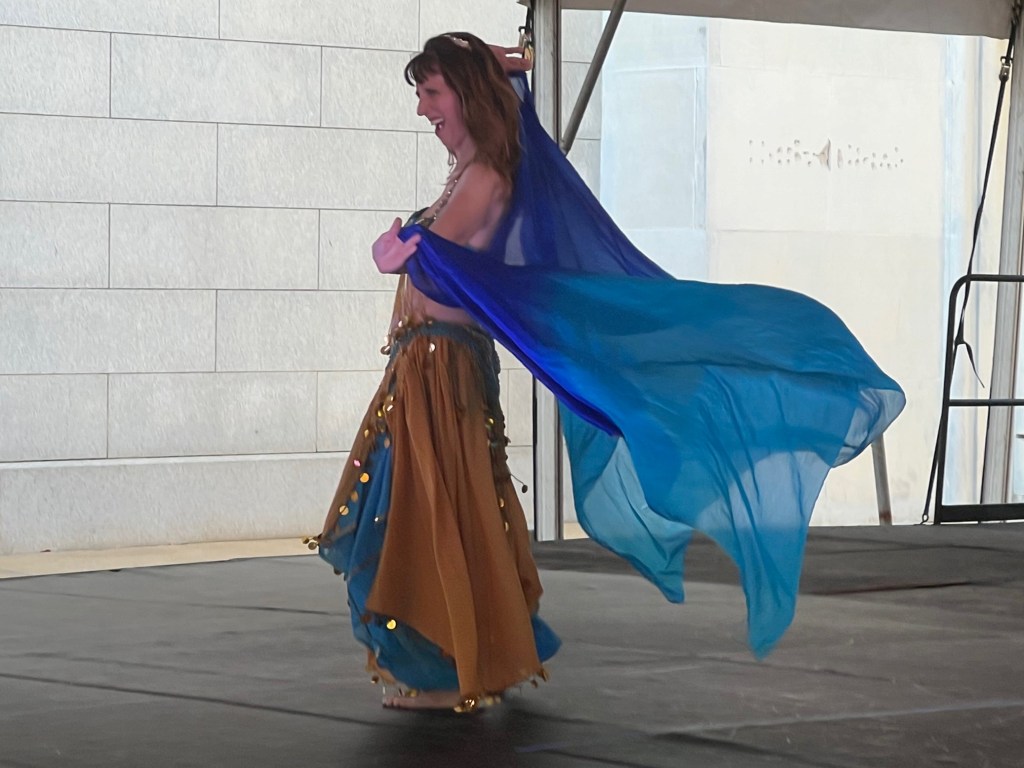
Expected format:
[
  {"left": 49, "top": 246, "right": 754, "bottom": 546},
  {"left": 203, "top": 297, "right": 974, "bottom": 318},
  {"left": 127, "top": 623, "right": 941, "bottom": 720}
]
[{"left": 382, "top": 690, "right": 462, "bottom": 711}]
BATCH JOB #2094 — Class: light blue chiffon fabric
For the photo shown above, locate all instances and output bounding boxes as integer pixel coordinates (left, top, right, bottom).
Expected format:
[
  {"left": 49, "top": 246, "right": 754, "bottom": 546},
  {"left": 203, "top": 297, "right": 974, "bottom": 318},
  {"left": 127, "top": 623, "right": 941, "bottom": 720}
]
[{"left": 404, "top": 75, "right": 905, "bottom": 656}]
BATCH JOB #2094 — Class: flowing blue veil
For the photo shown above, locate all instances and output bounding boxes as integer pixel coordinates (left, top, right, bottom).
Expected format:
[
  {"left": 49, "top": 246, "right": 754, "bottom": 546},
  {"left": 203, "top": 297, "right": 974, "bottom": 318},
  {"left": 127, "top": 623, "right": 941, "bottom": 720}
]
[{"left": 404, "top": 75, "right": 905, "bottom": 656}]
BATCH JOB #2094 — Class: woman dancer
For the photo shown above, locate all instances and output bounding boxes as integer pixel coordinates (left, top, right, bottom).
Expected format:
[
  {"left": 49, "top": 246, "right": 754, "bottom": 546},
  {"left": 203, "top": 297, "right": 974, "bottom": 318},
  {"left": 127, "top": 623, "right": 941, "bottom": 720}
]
[
  {"left": 315, "top": 33, "right": 558, "bottom": 713},
  {"left": 317, "top": 30, "right": 905, "bottom": 712}
]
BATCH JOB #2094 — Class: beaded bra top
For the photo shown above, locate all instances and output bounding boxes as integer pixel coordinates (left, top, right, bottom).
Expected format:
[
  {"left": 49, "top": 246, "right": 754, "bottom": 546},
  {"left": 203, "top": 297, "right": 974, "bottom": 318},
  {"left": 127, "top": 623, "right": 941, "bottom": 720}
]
[{"left": 387, "top": 169, "right": 467, "bottom": 346}]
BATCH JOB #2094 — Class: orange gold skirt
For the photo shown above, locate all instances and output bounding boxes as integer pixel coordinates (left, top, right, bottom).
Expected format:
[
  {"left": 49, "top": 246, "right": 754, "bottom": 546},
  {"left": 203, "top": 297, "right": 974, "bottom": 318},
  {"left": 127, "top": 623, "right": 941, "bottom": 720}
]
[{"left": 317, "top": 321, "right": 559, "bottom": 700}]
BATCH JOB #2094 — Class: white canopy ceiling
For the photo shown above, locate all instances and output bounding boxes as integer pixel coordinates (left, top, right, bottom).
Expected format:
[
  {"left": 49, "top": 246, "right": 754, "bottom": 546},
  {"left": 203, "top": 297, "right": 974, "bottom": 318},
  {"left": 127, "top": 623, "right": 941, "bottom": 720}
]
[{"left": 553, "top": 0, "right": 1015, "bottom": 39}]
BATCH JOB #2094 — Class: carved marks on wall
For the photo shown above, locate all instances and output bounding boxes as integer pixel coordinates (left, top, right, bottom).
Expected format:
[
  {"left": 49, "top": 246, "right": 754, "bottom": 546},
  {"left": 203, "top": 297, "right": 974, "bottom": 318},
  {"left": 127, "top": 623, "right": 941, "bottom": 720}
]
[{"left": 748, "top": 139, "right": 905, "bottom": 172}]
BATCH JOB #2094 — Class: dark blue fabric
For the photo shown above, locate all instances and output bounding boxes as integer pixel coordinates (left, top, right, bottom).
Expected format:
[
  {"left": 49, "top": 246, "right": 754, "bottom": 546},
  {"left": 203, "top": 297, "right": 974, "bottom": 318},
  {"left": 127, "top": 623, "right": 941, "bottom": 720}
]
[{"left": 404, "top": 74, "right": 905, "bottom": 656}]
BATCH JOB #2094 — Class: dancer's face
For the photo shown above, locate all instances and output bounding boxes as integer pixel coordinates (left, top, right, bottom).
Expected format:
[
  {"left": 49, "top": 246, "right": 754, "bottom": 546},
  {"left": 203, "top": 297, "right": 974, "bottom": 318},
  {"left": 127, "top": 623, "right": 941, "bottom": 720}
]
[{"left": 416, "top": 71, "right": 468, "bottom": 153}]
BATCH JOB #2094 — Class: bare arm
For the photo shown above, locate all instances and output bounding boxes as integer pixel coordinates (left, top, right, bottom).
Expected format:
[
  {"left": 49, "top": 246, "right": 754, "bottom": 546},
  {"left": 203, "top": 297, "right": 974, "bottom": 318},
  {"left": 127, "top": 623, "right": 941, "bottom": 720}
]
[
  {"left": 372, "top": 165, "right": 506, "bottom": 273},
  {"left": 488, "top": 44, "right": 532, "bottom": 73}
]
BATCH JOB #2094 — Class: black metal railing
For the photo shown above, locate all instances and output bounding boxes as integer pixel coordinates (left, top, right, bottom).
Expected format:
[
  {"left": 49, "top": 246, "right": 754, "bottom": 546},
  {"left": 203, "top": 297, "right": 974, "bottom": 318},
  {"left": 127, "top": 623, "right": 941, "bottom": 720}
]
[{"left": 934, "top": 273, "right": 1024, "bottom": 524}]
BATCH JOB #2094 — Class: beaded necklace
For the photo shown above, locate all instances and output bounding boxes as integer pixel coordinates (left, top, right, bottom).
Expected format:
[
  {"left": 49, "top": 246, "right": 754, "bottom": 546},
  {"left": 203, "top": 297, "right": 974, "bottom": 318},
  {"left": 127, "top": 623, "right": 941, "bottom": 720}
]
[{"left": 415, "top": 164, "right": 469, "bottom": 227}]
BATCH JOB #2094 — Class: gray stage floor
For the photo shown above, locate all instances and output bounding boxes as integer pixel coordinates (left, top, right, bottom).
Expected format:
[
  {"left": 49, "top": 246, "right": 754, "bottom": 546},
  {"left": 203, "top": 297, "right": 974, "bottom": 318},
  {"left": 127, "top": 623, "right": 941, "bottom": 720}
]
[{"left": 2, "top": 525, "right": 1023, "bottom": 767}]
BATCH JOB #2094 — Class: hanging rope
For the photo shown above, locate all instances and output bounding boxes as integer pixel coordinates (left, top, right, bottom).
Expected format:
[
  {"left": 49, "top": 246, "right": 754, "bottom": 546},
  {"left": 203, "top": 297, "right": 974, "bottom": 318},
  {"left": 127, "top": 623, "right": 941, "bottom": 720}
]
[{"left": 921, "top": 1, "right": 1023, "bottom": 524}]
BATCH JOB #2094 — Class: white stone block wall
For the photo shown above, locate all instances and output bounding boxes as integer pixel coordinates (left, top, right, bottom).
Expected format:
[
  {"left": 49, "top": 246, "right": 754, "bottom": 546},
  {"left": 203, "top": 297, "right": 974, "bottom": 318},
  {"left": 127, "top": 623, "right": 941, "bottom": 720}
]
[{"left": 0, "top": 3, "right": 603, "bottom": 554}]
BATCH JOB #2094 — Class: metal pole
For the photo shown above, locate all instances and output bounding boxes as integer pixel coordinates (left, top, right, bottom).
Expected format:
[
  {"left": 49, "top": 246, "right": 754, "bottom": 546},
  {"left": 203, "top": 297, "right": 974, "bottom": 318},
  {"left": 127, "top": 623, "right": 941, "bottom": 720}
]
[
  {"left": 531, "top": 0, "right": 564, "bottom": 542},
  {"left": 981, "top": 18, "right": 1024, "bottom": 505},
  {"left": 560, "top": 0, "right": 627, "bottom": 154},
  {"left": 871, "top": 436, "right": 893, "bottom": 525},
  {"left": 934, "top": 277, "right": 968, "bottom": 523}
]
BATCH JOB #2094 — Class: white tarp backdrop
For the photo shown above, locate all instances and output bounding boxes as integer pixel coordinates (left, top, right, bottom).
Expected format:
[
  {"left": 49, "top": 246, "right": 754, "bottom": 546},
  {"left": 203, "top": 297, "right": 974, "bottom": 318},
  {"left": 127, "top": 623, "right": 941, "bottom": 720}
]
[
  {"left": 524, "top": 0, "right": 1024, "bottom": 534},
  {"left": 553, "top": 0, "right": 1015, "bottom": 38}
]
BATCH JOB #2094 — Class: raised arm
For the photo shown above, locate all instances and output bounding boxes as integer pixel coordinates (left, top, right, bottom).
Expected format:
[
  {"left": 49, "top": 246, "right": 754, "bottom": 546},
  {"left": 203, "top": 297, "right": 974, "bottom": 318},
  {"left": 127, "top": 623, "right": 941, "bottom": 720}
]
[{"left": 488, "top": 44, "right": 532, "bottom": 73}]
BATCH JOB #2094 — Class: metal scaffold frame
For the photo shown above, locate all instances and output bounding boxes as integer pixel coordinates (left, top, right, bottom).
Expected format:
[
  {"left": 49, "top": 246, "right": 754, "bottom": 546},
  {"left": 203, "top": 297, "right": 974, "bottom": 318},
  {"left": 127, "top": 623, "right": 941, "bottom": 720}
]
[{"left": 526, "top": 0, "right": 1024, "bottom": 539}]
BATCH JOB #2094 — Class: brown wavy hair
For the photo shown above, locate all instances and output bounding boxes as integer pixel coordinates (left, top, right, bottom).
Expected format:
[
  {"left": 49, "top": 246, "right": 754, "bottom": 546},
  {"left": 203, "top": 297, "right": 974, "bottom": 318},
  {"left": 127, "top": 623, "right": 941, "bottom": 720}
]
[{"left": 404, "top": 32, "right": 521, "bottom": 185}]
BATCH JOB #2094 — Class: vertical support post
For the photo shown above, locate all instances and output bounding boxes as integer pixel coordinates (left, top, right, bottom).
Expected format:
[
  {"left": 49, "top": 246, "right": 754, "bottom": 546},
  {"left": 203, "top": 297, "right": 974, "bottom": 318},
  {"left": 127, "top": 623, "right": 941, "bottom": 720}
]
[
  {"left": 871, "top": 436, "right": 893, "bottom": 525},
  {"left": 532, "top": 0, "right": 564, "bottom": 542},
  {"left": 981, "top": 18, "right": 1024, "bottom": 504},
  {"left": 934, "top": 278, "right": 968, "bottom": 524}
]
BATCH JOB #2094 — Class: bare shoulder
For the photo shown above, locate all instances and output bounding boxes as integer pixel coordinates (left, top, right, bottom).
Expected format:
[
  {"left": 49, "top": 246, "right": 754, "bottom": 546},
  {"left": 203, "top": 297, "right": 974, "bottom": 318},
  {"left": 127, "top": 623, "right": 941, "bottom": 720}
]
[
  {"left": 431, "top": 162, "right": 512, "bottom": 247},
  {"left": 460, "top": 163, "right": 511, "bottom": 206}
]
